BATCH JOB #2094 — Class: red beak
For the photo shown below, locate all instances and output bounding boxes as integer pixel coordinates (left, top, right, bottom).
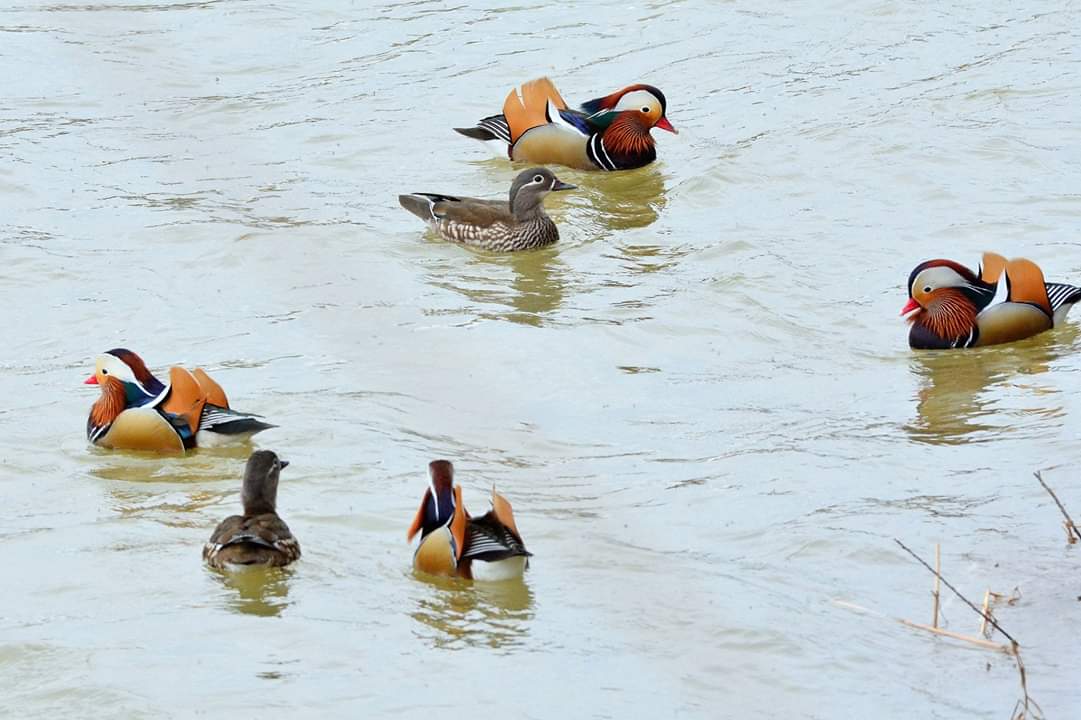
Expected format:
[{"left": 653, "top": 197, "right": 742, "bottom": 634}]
[
  {"left": 655, "top": 116, "right": 677, "bottom": 134},
  {"left": 900, "top": 298, "right": 921, "bottom": 317},
  {"left": 84, "top": 374, "right": 99, "bottom": 385}
]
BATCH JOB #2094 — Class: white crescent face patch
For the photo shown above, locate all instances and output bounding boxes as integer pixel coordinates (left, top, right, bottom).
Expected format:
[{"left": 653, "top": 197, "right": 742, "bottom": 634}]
[
  {"left": 612, "top": 89, "right": 661, "bottom": 114},
  {"left": 909, "top": 266, "right": 969, "bottom": 295}
]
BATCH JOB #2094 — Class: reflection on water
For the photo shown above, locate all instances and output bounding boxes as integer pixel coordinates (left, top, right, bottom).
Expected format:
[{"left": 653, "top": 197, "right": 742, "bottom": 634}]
[
  {"left": 426, "top": 247, "right": 567, "bottom": 326},
  {"left": 88, "top": 445, "right": 253, "bottom": 484},
  {"left": 470, "top": 160, "right": 667, "bottom": 232},
  {"left": 411, "top": 574, "right": 534, "bottom": 650},
  {"left": 213, "top": 566, "right": 294, "bottom": 618},
  {"left": 572, "top": 164, "right": 668, "bottom": 232},
  {"left": 108, "top": 486, "right": 223, "bottom": 527},
  {"left": 91, "top": 448, "right": 251, "bottom": 527},
  {"left": 904, "top": 327, "right": 1077, "bottom": 445}
]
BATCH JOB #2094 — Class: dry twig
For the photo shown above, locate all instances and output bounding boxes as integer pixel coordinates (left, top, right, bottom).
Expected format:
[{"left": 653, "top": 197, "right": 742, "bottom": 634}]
[
  {"left": 893, "top": 539, "right": 1043, "bottom": 720},
  {"left": 1034, "top": 471, "right": 1081, "bottom": 544}
]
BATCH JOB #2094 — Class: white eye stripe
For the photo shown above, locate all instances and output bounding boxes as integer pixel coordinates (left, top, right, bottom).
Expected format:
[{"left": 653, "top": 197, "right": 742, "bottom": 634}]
[{"left": 614, "top": 89, "right": 660, "bottom": 112}]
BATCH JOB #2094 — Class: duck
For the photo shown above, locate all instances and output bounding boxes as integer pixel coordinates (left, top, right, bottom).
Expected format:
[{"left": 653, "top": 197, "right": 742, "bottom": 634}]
[
  {"left": 203, "top": 450, "right": 300, "bottom": 570},
  {"left": 903, "top": 252, "right": 1081, "bottom": 349},
  {"left": 407, "top": 460, "right": 531, "bottom": 581},
  {"left": 85, "top": 348, "right": 275, "bottom": 452},
  {"left": 455, "top": 77, "right": 677, "bottom": 171},
  {"left": 398, "top": 167, "right": 574, "bottom": 252}
]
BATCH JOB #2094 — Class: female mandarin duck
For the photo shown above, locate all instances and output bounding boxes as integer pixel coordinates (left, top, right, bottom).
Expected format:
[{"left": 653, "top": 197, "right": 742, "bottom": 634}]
[
  {"left": 204, "top": 450, "right": 300, "bottom": 570},
  {"left": 903, "top": 252, "right": 1081, "bottom": 349},
  {"left": 85, "top": 348, "right": 274, "bottom": 452},
  {"left": 455, "top": 77, "right": 677, "bottom": 171},
  {"left": 399, "top": 167, "right": 574, "bottom": 252},
  {"left": 407, "top": 460, "right": 531, "bottom": 581}
]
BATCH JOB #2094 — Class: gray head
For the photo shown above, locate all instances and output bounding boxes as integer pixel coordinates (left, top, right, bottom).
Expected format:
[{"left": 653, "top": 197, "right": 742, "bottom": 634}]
[
  {"left": 241, "top": 449, "right": 289, "bottom": 515},
  {"left": 509, "top": 167, "right": 575, "bottom": 219}
]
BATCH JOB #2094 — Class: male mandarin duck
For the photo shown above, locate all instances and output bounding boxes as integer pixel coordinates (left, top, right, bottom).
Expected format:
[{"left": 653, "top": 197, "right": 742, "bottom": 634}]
[
  {"left": 399, "top": 167, "right": 574, "bottom": 251},
  {"left": 203, "top": 450, "right": 300, "bottom": 570},
  {"left": 455, "top": 77, "right": 677, "bottom": 171},
  {"left": 85, "top": 348, "right": 274, "bottom": 452},
  {"left": 407, "top": 460, "right": 531, "bottom": 581},
  {"left": 903, "top": 252, "right": 1081, "bottom": 349}
]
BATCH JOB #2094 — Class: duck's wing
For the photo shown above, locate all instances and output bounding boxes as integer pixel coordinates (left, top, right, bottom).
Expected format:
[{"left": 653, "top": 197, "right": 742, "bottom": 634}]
[
  {"left": 978, "top": 252, "right": 1008, "bottom": 283},
  {"left": 502, "top": 77, "right": 568, "bottom": 143},
  {"left": 198, "top": 404, "right": 275, "bottom": 437},
  {"left": 1046, "top": 282, "right": 1081, "bottom": 326},
  {"left": 976, "top": 259, "right": 1054, "bottom": 345},
  {"left": 204, "top": 513, "right": 300, "bottom": 567},
  {"left": 1003, "top": 258, "right": 1053, "bottom": 315},
  {"left": 463, "top": 512, "right": 531, "bottom": 561},
  {"left": 462, "top": 488, "right": 529, "bottom": 562},
  {"left": 454, "top": 114, "right": 513, "bottom": 144},
  {"left": 160, "top": 367, "right": 209, "bottom": 439},
  {"left": 399, "top": 193, "right": 513, "bottom": 227},
  {"left": 192, "top": 368, "right": 229, "bottom": 408}
]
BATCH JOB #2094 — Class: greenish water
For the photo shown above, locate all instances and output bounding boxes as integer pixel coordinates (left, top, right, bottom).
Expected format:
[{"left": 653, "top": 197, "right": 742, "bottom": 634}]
[{"left": 2, "top": 1, "right": 1080, "bottom": 718}]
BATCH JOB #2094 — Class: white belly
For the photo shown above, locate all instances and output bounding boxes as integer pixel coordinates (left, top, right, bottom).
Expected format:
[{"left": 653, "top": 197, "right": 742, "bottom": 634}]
[
  {"left": 194, "top": 429, "right": 249, "bottom": 448},
  {"left": 471, "top": 556, "right": 527, "bottom": 582}
]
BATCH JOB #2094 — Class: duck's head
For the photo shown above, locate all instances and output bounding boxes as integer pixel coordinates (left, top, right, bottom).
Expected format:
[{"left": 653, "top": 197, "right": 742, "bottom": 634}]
[
  {"left": 582, "top": 84, "right": 677, "bottom": 134},
  {"left": 242, "top": 449, "right": 288, "bottom": 515},
  {"left": 509, "top": 167, "right": 575, "bottom": 216},
  {"left": 407, "top": 460, "right": 467, "bottom": 558},
  {"left": 902, "top": 260, "right": 996, "bottom": 338},
  {"left": 84, "top": 348, "right": 166, "bottom": 405}
]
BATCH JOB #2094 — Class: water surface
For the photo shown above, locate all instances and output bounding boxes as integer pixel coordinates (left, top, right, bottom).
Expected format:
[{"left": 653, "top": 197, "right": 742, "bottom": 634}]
[{"left": 2, "top": 1, "right": 1081, "bottom": 717}]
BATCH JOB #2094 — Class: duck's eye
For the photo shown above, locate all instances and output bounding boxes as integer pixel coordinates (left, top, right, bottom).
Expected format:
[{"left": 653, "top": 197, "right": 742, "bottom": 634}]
[
  {"left": 533, "top": 174, "right": 544, "bottom": 183},
  {"left": 923, "top": 286, "right": 932, "bottom": 293},
  {"left": 102, "top": 369, "right": 108, "bottom": 375},
  {"left": 641, "top": 106, "right": 651, "bottom": 113}
]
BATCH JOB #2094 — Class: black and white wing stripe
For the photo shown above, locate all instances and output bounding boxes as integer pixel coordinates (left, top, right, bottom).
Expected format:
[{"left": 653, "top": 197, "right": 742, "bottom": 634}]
[
  {"left": 462, "top": 516, "right": 531, "bottom": 562},
  {"left": 1046, "top": 282, "right": 1081, "bottom": 326},
  {"left": 1046, "top": 283, "right": 1081, "bottom": 311},
  {"left": 454, "top": 114, "right": 512, "bottom": 144},
  {"left": 477, "top": 115, "right": 512, "bottom": 143},
  {"left": 199, "top": 404, "right": 276, "bottom": 435}
]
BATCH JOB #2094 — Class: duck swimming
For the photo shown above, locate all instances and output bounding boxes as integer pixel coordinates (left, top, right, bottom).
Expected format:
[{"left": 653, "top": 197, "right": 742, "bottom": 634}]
[
  {"left": 407, "top": 460, "right": 530, "bottom": 581},
  {"left": 399, "top": 167, "right": 574, "bottom": 252},
  {"left": 85, "top": 348, "right": 274, "bottom": 452},
  {"left": 903, "top": 252, "right": 1081, "bottom": 349},
  {"left": 203, "top": 450, "right": 300, "bottom": 570},
  {"left": 455, "top": 77, "right": 677, "bottom": 171}
]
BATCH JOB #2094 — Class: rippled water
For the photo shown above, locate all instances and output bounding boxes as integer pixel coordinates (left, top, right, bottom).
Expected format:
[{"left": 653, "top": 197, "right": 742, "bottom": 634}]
[{"left": 3, "top": 1, "right": 1081, "bottom": 717}]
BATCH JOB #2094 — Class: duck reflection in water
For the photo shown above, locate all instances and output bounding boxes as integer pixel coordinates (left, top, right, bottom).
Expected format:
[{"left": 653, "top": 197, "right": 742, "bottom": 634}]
[
  {"left": 572, "top": 163, "right": 667, "bottom": 232},
  {"left": 425, "top": 246, "right": 567, "bottom": 326},
  {"left": 905, "top": 326, "right": 1077, "bottom": 444},
  {"left": 411, "top": 575, "right": 535, "bottom": 650},
  {"left": 214, "top": 566, "right": 294, "bottom": 618},
  {"left": 469, "top": 157, "right": 666, "bottom": 231}
]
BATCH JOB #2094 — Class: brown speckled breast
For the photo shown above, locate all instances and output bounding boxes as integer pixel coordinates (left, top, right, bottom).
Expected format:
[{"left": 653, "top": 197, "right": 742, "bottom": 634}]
[{"left": 437, "top": 216, "right": 558, "bottom": 252}]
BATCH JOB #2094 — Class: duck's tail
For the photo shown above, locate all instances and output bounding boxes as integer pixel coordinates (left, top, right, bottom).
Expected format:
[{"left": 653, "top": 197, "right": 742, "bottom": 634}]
[
  {"left": 454, "top": 114, "right": 512, "bottom": 143},
  {"left": 198, "top": 404, "right": 275, "bottom": 442}
]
